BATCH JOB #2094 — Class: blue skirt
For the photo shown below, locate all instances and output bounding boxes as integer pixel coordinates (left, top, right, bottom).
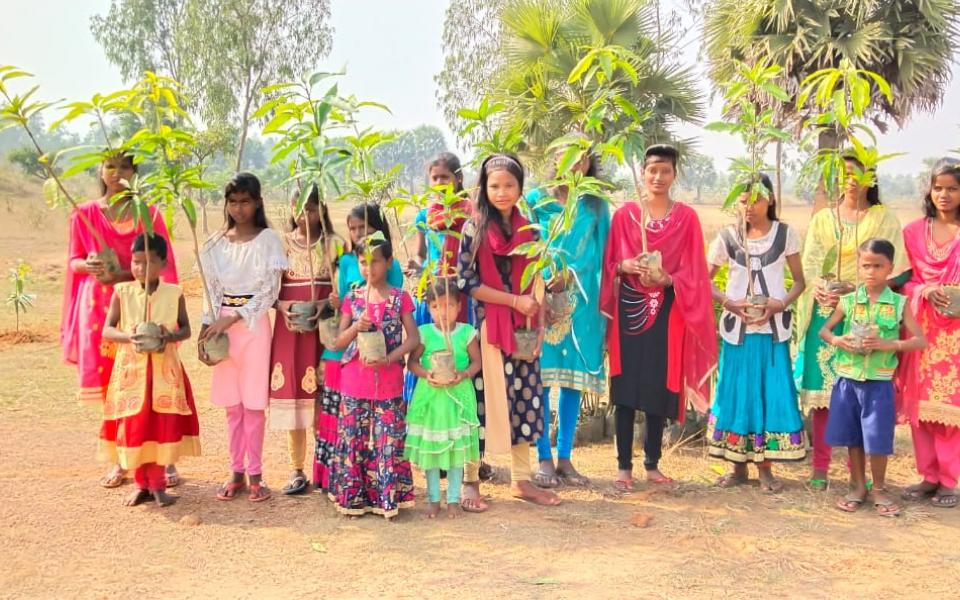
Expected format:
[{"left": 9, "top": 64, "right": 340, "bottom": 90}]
[{"left": 707, "top": 334, "right": 807, "bottom": 463}]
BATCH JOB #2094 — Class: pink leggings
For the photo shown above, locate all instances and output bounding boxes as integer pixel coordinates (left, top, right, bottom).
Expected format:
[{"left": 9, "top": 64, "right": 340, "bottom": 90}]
[
  {"left": 225, "top": 405, "right": 266, "bottom": 476},
  {"left": 811, "top": 408, "right": 833, "bottom": 472},
  {"left": 912, "top": 420, "right": 960, "bottom": 489}
]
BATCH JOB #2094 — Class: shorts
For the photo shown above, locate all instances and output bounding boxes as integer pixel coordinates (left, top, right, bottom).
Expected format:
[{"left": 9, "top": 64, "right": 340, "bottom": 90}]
[{"left": 824, "top": 377, "right": 895, "bottom": 455}]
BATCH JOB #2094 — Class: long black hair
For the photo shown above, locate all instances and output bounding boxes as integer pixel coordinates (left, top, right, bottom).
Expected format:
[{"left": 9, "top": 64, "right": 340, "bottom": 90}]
[
  {"left": 98, "top": 151, "right": 138, "bottom": 196},
  {"left": 844, "top": 156, "right": 881, "bottom": 206},
  {"left": 426, "top": 152, "right": 464, "bottom": 194},
  {"left": 348, "top": 202, "right": 393, "bottom": 253},
  {"left": 288, "top": 184, "right": 336, "bottom": 238},
  {"left": 922, "top": 158, "right": 960, "bottom": 219},
  {"left": 474, "top": 153, "right": 525, "bottom": 243},
  {"left": 756, "top": 173, "right": 778, "bottom": 223},
  {"left": 223, "top": 172, "right": 270, "bottom": 230}
]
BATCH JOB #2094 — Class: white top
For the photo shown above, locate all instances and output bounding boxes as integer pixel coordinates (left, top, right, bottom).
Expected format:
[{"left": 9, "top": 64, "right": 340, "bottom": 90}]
[
  {"left": 707, "top": 221, "right": 800, "bottom": 342},
  {"left": 200, "top": 228, "right": 288, "bottom": 329}
]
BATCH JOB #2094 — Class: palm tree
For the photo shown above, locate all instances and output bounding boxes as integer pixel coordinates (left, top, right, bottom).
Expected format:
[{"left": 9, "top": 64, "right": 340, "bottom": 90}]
[
  {"left": 704, "top": 0, "right": 959, "bottom": 207},
  {"left": 496, "top": 0, "right": 704, "bottom": 166}
]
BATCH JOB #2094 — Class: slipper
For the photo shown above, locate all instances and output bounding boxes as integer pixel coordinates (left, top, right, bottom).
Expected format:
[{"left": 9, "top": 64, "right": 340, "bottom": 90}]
[
  {"left": 902, "top": 482, "right": 938, "bottom": 501},
  {"left": 613, "top": 479, "right": 636, "bottom": 492},
  {"left": 874, "top": 499, "right": 902, "bottom": 517},
  {"left": 835, "top": 495, "right": 865, "bottom": 513},
  {"left": 556, "top": 467, "right": 589, "bottom": 487},
  {"left": 100, "top": 469, "right": 126, "bottom": 489},
  {"left": 807, "top": 478, "right": 828, "bottom": 492},
  {"left": 715, "top": 473, "right": 748, "bottom": 489},
  {"left": 647, "top": 475, "right": 675, "bottom": 485},
  {"left": 532, "top": 468, "right": 560, "bottom": 489},
  {"left": 216, "top": 481, "right": 245, "bottom": 501},
  {"left": 460, "top": 497, "right": 489, "bottom": 513},
  {"left": 249, "top": 483, "right": 272, "bottom": 503},
  {"left": 281, "top": 474, "right": 308, "bottom": 496},
  {"left": 931, "top": 491, "right": 957, "bottom": 508}
]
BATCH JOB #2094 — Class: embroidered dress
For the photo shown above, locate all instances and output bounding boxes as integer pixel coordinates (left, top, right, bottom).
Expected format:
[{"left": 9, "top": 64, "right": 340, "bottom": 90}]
[
  {"left": 268, "top": 232, "right": 334, "bottom": 431},
  {"left": 97, "top": 282, "right": 200, "bottom": 468},
  {"left": 528, "top": 189, "right": 609, "bottom": 394},
  {"left": 61, "top": 202, "right": 178, "bottom": 406},
  {"left": 405, "top": 323, "right": 481, "bottom": 470},
  {"left": 705, "top": 223, "right": 807, "bottom": 462},
  {"left": 329, "top": 286, "right": 415, "bottom": 517}
]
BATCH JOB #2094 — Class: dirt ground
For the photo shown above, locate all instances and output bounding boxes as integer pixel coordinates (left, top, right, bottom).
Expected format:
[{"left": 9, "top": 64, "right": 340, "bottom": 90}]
[{"left": 1, "top": 175, "right": 957, "bottom": 599}]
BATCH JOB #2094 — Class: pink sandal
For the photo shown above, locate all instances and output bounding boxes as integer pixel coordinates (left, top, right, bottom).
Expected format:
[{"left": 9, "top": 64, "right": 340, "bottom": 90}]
[
  {"left": 216, "top": 481, "right": 245, "bottom": 501},
  {"left": 249, "top": 483, "right": 272, "bottom": 503}
]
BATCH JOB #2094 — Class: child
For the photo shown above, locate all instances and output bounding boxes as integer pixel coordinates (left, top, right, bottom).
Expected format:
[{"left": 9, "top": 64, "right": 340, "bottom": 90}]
[
  {"left": 406, "top": 280, "right": 482, "bottom": 518},
  {"left": 330, "top": 233, "right": 419, "bottom": 519},
  {"left": 315, "top": 202, "right": 403, "bottom": 494},
  {"left": 199, "top": 172, "right": 288, "bottom": 503},
  {"left": 707, "top": 175, "right": 807, "bottom": 493},
  {"left": 270, "top": 185, "right": 339, "bottom": 495},
  {"left": 457, "top": 153, "right": 558, "bottom": 509},
  {"left": 820, "top": 238, "right": 926, "bottom": 517},
  {"left": 100, "top": 233, "right": 199, "bottom": 507}
]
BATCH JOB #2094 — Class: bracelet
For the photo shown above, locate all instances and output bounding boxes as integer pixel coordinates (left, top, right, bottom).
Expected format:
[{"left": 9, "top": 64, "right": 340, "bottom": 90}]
[
  {"left": 721, "top": 298, "right": 730, "bottom": 310},
  {"left": 512, "top": 295, "right": 518, "bottom": 309}
]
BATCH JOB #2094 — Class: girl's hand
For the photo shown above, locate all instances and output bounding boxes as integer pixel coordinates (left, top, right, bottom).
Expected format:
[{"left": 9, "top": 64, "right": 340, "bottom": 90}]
[
  {"left": 619, "top": 258, "right": 642, "bottom": 276},
  {"left": 277, "top": 300, "right": 294, "bottom": 320},
  {"left": 328, "top": 290, "right": 341, "bottom": 311},
  {"left": 723, "top": 299, "right": 751, "bottom": 321},
  {"left": 362, "top": 356, "right": 389, "bottom": 369},
  {"left": 923, "top": 286, "right": 950, "bottom": 310},
  {"left": 859, "top": 335, "right": 895, "bottom": 352},
  {"left": 514, "top": 295, "right": 539, "bottom": 318},
  {"left": 356, "top": 313, "right": 373, "bottom": 332},
  {"left": 814, "top": 282, "right": 840, "bottom": 308},
  {"left": 832, "top": 334, "right": 858, "bottom": 353},
  {"left": 750, "top": 298, "right": 785, "bottom": 325},
  {"left": 85, "top": 255, "right": 105, "bottom": 277},
  {"left": 426, "top": 372, "right": 449, "bottom": 387},
  {"left": 201, "top": 314, "right": 239, "bottom": 339}
]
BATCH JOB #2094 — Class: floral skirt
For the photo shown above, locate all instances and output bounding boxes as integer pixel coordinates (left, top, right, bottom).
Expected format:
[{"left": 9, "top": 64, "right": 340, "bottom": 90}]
[
  {"left": 313, "top": 359, "right": 341, "bottom": 492},
  {"left": 328, "top": 393, "right": 414, "bottom": 518},
  {"left": 708, "top": 335, "right": 807, "bottom": 463}
]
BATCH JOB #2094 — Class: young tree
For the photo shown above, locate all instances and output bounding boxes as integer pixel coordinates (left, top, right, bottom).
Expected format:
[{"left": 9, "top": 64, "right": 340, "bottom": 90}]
[{"left": 681, "top": 153, "right": 717, "bottom": 204}]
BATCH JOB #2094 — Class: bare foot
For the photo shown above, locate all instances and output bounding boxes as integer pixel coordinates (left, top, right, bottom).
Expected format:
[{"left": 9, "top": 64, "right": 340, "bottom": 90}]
[
  {"left": 152, "top": 489, "right": 176, "bottom": 507},
  {"left": 425, "top": 501, "right": 441, "bottom": 519},
  {"left": 460, "top": 482, "right": 489, "bottom": 513},
  {"left": 758, "top": 467, "right": 783, "bottom": 494},
  {"left": 123, "top": 489, "right": 151, "bottom": 507},
  {"left": 447, "top": 503, "right": 464, "bottom": 519},
  {"left": 511, "top": 480, "right": 562, "bottom": 506}
]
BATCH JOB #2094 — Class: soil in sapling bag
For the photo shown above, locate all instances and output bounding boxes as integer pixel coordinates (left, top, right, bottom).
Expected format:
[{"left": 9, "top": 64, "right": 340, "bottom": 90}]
[
  {"left": 637, "top": 251, "right": 663, "bottom": 280},
  {"left": 545, "top": 290, "right": 572, "bottom": 322},
  {"left": 822, "top": 274, "right": 855, "bottom": 296},
  {"left": 288, "top": 301, "right": 319, "bottom": 333},
  {"left": 430, "top": 349, "right": 456, "bottom": 384},
  {"left": 744, "top": 294, "right": 768, "bottom": 319},
  {"left": 850, "top": 321, "right": 878, "bottom": 355},
  {"left": 937, "top": 286, "right": 960, "bottom": 318},
  {"left": 357, "top": 330, "right": 387, "bottom": 362},
  {"left": 90, "top": 249, "right": 121, "bottom": 283},
  {"left": 512, "top": 328, "right": 540, "bottom": 362},
  {"left": 317, "top": 304, "right": 340, "bottom": 348},
  {"left": 134, "top": 321, "right": 164, "bottom": 353},
  {"left": 201, "top": 333, "right": 230, "bottom": 364}
]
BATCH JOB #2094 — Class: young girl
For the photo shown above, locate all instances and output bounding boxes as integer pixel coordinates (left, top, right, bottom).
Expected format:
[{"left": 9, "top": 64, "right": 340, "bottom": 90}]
[
  {"left": 61, "top": 153, "right": 179, "bottom": 488},
  {"left": 406, "top": 280, "right": 482, "bottom": 518},
  {"left": 100, "top": 233, "right": 199, "bottom": 507},
  {"left": 795, "top": 157, "right": 908, "bottom": 490},
  {"left": 600, "top": 144, "right": 717, "bottom": 491},
  {"left": 315, "top": 203, "right": 403, "bottom": 494},
  {"left": 270, "top": 185, "right": 339, "bottom": 495},
  {"left": 707, "top": 175, "right": 807, "bottom": 492},
  {"left": 899, "top": 158, "right": 960, "bottom": 508},
  {"left": 199, "top": 172, "right": 288, "bottom": 503},
  {"left": 527, "top": 149, "right": 609, "bottom": 488},
  {"left": 404, "top": 153, "right": 472, "bottom": 400},
  {"left": 330, "top": 234, "right": 419, "bottom": 519},
  {"left": 457, "top": 153, "right": 559, "bottom": 509},
  {"left": 820, "top": 239, "right": 925, "bottom": 517}
]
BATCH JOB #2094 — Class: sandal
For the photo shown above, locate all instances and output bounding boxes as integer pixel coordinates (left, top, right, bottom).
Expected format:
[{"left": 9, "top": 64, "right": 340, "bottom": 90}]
[
  {"left": 835, "top": 494, "right": 866, "bottom": 513},
  {"left": 281, "top": 474, "right": 308, "bottom": 496},
  {"left": 613, "top": 479, "right": 636, "bottom": 492},
  {"left": 165, "top": 466, "right": 180, "bottom": 488},
  {"left": 647, "top": 474, "right": 675, "bottom": 485},
  {"left": 556, "top": 467, "right": 590, "bottom": 487},
  {"left": 807, "top": 478, "right": 828, "bottom": 492},
  {"left": 715, "top": 473, "right": 748, "bottom": 489},
  {"left": 100, "top": 466, "right": 127, "bottom": 489},
  {"left": 460, "top": 497, "right": 489, "bottom": 513},
  {"left": 874, "top": 498, "right": 902, "bottom": 517},
  {"left": 216, "top": 481, "right": 245, "bottom": 501},
  {"left": 532, "top": 468, "right": 560, "bottom": 489},
  {"left": 249, "top": 482, "right": 272, "bottom": 503},
  {"left": 931, "top": 490, "right": 957, "bottom": 508},
  {"left": 902, "top": 481, "right": 938, "bottom": 501}
]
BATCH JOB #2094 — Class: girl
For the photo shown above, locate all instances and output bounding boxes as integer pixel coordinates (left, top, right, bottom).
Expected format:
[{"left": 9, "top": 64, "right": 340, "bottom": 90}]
[
  {"left": 406, "top": 280, "right": 481, "bottom": 519},
  {"left": 795, "top": 156, "right": 908, "bottom": 491},
  {"left": 404, "top": 153, "right": 472, "bottom": 401},
  {"left": 100, "top": 233, "right": 200, "bottom": 508},
  {"left": 600, "top": 144, "right": 717, "bottom": 491},
  {"left": 199, "top": 172, "right": 288, "bottom": 503},
  {"left": 899, "top": 158, "right": 960, "bottom": 508},
  {"left": 270, "top": 185, "right": 339, "bottom": 495},
  {"left": 457, "top": 153, "right": 559, "bottom": 509},
  {"left": 706, "top": 175, "right": 807, "bottom": 493},
  {"left": 61, "top": 152, "right": 179, "bottom": 488},
  {"left": 527, "top": 149, "right": 609, "bottom": 488},
  {"left": 330, "top": 234, "right": 419, "bottom": 519},
  {"left": 820, "top": 239, "right": 925, "bottom": 517},
  {"left": 315, "top": 203, "right": 403, "bottom": 493}
]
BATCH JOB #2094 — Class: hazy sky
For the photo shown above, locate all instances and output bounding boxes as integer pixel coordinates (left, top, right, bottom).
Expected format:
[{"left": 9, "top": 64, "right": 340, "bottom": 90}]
[{"left": 1, "top": 0, "right": 957, "bottom": 174}]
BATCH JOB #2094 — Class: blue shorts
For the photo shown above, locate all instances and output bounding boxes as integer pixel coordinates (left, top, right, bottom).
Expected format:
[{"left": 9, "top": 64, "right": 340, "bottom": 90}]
[{"left": 824, "top": 378, "right": 895, "bottom": 455}]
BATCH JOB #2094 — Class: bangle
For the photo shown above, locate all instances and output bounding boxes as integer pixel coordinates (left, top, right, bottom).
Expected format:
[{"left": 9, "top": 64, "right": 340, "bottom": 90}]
[
  {"left": 512, "top": 295, "right": 518, "bottom": 309},
  {"left": 721, "top": 298, "right": 730, "bottom": 310}
]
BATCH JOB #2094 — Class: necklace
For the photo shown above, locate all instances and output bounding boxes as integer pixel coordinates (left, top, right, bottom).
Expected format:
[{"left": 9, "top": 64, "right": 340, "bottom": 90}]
[
  {"left": 926, "top": 218, "right": 959, "bottom": 261},
  {"left": 645, "top": 201, "right": 675, "bottom": 234}
]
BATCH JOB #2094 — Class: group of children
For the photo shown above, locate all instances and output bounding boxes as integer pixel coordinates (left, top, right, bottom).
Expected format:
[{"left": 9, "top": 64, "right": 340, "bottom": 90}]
[{"left": 62, "top": 146, "right": 960, "bottom": 520}]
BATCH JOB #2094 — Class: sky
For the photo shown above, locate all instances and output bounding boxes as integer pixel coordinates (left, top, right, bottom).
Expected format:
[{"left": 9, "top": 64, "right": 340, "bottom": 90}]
[{"left": 0, "top": 0, "right": 957, "bottom": 175}]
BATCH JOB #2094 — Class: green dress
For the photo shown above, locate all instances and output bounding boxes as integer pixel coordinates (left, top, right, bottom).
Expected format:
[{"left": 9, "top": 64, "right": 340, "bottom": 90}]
[{"left": 405, "top": 323, "right": 481, "bottom": 470}]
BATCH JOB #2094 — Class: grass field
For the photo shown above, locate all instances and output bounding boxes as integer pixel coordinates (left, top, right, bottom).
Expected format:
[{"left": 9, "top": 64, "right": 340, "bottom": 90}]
[{"left": 0, "top": 170, "right": 956, "bottom": 599}]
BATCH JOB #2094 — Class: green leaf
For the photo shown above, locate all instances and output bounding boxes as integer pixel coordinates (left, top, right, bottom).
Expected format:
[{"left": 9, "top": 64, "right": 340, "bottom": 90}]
[{"left": 567, "top": 50, "right": 596, "bottom": 84}]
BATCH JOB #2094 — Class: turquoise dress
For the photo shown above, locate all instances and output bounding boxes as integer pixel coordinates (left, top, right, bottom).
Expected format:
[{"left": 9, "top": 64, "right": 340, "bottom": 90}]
[{"left": 528, "top": 189, "right": 610, "bottom": 394}]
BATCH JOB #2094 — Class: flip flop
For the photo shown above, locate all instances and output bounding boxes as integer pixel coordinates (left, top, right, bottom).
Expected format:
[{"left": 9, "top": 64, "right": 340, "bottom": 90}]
[
  {"left": 931, "top": 491, "right": 957, "bottom": 508},
  {"left": 647, "top": 474, "right": 675, "bottom": 485},
  {"left": 901, "top": 482, "right": 938, "bottom": 501},
  {"left": 556, "top": 467, "right": 590, "bottom": 486},
  {"left": 460, "top": 496, "right": 489, "bottom": 513},
  {"left": 835, "top": 495, "right": 866, "bottom": 513},
  {"left": 532, "top": 468, "right": 560, "bottom": 489},
  {"left": 807, "top": 478, "right": 828, "bottom": 492},
  {"left": 100, "top": 468, "right": 126, "bottom": 489},
  {"left": 613, "top": 479, "right": 636, "bottom": 492},
  {"left": 216, "top": 481, "right": 245, "bottom": 501},
  {"left": 874, "top": 499, "right": 902, "bottom": 517},
  {"left": 249, "top": 483, "right": 272, "bottom": 503},
  {"left": 281, "top": 474, "right": 308, "bottom": 496}
]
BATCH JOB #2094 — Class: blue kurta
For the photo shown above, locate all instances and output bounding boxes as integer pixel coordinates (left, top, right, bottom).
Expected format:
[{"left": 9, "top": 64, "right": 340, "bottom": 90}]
[{"left": 527, "top": 189, "right": 610, "bottom": 394}]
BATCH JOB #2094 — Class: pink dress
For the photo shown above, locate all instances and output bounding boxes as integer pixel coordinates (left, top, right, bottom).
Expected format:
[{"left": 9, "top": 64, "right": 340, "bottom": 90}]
[{"left": 61, "top": 201, "right": 178, "bottom": 406}]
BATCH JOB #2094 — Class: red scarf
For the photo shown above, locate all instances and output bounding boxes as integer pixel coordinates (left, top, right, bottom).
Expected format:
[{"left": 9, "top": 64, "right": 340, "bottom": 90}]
[
  {"left": 477, "top": 209, "right": 537, "bottom": 354},
  {"left": 427, "top": 199, "right": 470, "bottom": 276}
]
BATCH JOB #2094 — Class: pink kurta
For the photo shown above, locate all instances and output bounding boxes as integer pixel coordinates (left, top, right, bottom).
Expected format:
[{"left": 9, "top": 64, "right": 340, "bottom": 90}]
[{"left": 60, "top": 201, "right": 178, "bottom": 406}]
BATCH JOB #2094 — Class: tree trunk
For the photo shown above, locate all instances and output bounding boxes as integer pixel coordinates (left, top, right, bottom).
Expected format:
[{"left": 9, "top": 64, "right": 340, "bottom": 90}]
[
  {"left": 812, "top": 129, "right": 840, "bottom": 215},
  {"left": 199, "top": 198, "right": 209, "bottom": 236},
  {"left": 695, "top": 185, "right": 701, "bottom": 204},
  {"left": 775, "top": 140, "right": 783, "bottom": 218},
  {"left": 234, "top": 75, "right": 254, "bottom": 172}
]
